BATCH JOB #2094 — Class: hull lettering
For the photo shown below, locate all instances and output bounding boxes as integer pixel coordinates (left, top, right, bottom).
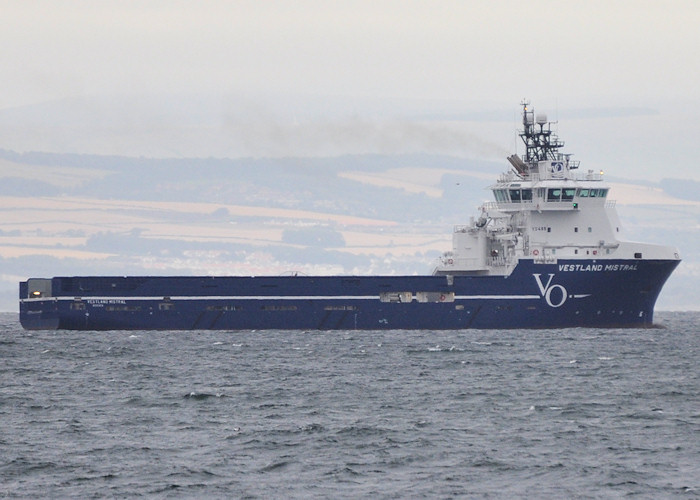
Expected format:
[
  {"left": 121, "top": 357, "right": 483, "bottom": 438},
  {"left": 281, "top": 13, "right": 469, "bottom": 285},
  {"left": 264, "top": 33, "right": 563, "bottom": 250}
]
[{"left": 533, "top": 273, "right": 567, "bottom": 308}]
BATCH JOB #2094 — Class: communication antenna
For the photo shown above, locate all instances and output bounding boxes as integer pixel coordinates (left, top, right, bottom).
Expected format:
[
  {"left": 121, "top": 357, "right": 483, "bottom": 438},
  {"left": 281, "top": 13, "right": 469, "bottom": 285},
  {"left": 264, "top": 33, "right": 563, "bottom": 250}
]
[{"left": 513, "top": 107, "right": 518, "bottom": 154}]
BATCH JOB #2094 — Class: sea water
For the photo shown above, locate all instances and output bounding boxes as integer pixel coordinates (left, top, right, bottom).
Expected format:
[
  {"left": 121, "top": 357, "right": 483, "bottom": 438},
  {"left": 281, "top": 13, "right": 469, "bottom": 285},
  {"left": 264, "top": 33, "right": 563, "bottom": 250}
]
[{"left": 1, "top": 312, "right": 698, "bottom": 498}]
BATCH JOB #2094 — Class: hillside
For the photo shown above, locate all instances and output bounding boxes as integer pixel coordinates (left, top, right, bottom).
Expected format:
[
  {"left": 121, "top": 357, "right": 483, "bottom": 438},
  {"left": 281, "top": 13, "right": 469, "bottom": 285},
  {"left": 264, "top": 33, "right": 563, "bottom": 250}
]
[{"left": 1, "top": 150, "right": 698, "bottom": 312}]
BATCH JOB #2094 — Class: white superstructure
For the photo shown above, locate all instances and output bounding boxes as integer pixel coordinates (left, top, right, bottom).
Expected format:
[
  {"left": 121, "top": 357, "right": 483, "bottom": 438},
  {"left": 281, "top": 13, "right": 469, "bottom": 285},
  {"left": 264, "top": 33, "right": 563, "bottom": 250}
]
[{"left": 433, "top": 101, "right": 680, "bottom": 276}]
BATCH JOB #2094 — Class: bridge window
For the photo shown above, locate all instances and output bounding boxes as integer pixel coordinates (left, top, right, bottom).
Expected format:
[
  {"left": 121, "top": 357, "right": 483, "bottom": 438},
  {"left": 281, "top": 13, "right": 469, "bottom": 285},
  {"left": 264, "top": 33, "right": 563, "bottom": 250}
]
[
  {"left": 521, "top": 189, "right": 532, "bottom": 201},
  {"left": 547, "top": 188, "right": 562, "bottom": 201},
  {"left": 562, "top": 188, "right": 576, "bottom": 201},
  {"left": 578, "top": 188, "right": 589, "bottom": 197},
  {"left": 493, "top": 189, "right": 508, "bottom": 203},
  {"left": 509, "top": 189, "right": 521, "bottom": 202}
]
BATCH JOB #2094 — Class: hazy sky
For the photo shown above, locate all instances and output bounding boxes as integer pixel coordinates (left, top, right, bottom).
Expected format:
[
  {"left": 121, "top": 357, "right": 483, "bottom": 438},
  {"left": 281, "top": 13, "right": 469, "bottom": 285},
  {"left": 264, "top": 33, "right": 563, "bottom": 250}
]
[
  {"left": 3, "top": 0, "right": 698, "bottom": 108},
  {"left": 1, "top": 1, "right": 699, "bottom": 179}
]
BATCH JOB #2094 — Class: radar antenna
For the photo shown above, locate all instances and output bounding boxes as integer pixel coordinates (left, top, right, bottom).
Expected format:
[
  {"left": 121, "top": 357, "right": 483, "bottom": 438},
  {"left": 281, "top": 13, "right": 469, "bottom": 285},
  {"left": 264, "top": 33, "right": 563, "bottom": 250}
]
[{"left": 518, "top": 100, "right": 569, "bottom": 167}]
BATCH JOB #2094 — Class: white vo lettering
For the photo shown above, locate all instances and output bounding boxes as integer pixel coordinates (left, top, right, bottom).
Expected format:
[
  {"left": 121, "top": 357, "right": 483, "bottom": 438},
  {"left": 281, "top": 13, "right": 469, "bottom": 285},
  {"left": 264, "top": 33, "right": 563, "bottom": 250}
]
[{"left": 533, "top": 274, "right": 568, "bottom": 308}]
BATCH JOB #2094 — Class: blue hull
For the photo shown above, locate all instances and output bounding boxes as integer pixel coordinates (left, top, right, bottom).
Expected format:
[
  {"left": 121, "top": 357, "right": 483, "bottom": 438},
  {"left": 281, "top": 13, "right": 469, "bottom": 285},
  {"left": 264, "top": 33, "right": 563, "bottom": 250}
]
[{"left": 19, "top": 259, "right": 678, "bottom": 330}]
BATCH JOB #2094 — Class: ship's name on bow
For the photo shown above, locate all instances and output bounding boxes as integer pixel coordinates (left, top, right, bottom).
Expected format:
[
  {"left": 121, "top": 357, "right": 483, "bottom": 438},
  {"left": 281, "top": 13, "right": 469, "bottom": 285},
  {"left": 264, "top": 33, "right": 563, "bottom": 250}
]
[{"left": 558, "top": 263, "right": 638, "bottom": 272}]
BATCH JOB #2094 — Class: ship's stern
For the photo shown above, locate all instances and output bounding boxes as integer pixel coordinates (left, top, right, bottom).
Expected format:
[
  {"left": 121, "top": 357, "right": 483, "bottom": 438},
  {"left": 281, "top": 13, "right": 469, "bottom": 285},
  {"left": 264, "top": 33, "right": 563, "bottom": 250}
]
[{"left": 19, "top": 279, "right": 60, "bottom": 330}]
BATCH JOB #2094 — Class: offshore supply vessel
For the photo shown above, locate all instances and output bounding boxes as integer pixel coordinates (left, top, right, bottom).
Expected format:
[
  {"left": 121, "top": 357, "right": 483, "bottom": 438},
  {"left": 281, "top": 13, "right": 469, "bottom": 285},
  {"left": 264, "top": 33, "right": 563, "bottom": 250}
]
[{"left": 19, "top": 102, "right": 680, "bottom": 330}]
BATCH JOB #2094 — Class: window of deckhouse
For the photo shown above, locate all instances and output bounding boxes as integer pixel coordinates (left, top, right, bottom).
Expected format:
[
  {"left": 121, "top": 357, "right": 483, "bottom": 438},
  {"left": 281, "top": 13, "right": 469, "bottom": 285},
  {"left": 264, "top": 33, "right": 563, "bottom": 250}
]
[{"left": 547, "top": 188, "right": 562, "bottom": 202}]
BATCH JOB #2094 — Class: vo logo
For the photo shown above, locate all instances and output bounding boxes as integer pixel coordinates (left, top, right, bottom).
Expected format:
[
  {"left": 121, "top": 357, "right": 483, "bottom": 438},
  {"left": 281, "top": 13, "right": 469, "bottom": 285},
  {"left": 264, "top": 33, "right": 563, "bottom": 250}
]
[{"left": 533, "top": 274, "right": 568, "bottom": 308}]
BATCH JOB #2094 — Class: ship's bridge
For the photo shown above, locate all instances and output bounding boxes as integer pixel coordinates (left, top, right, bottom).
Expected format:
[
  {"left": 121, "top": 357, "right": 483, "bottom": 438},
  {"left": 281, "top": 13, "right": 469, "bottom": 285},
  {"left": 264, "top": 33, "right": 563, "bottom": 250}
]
[{"left": 491, "top": 164, "right": 610, "bottom": 212}]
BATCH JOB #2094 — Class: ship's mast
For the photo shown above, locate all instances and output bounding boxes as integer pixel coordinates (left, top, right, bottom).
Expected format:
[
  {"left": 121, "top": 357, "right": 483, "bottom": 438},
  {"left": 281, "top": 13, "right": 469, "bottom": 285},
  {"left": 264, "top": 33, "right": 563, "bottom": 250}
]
[{"left": 519, "top": 100, "right": 567, "bottom": 165}]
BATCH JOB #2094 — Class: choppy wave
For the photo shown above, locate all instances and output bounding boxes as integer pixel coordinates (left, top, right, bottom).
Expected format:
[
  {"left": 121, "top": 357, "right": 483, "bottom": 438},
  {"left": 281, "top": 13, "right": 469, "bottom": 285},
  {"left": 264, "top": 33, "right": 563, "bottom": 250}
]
[{"left": 1, "top": 311, "right": 698, "bottom": 498}]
